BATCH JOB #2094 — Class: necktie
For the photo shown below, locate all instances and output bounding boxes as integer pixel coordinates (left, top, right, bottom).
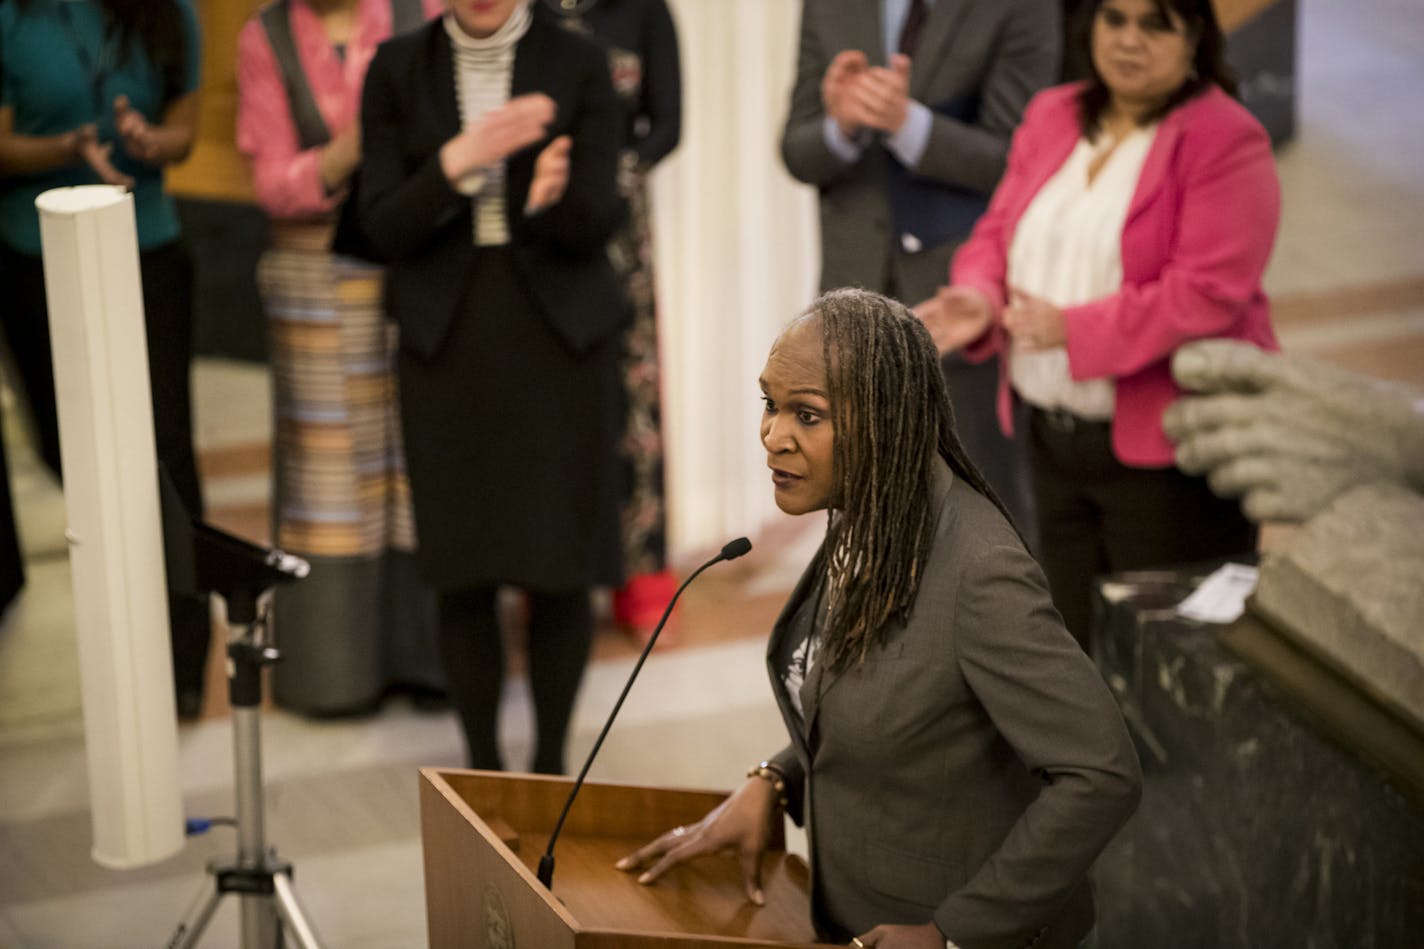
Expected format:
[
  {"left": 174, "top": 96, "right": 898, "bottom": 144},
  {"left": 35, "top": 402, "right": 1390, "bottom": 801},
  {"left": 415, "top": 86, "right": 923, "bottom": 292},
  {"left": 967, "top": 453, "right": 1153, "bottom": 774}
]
[{"left": 898, "top": 0, "right": 928, "bottom": 57}]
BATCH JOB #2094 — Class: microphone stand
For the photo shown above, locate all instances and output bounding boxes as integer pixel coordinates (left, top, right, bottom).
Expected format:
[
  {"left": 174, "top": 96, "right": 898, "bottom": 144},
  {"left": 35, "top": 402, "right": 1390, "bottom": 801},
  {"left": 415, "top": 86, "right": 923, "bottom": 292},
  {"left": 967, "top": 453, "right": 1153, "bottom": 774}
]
[
  {"left": 165, "top": 523, "right": 319, "bottom": 949},
  {"left": 536, "top": 537, "right": 752, "bottom": 889}
]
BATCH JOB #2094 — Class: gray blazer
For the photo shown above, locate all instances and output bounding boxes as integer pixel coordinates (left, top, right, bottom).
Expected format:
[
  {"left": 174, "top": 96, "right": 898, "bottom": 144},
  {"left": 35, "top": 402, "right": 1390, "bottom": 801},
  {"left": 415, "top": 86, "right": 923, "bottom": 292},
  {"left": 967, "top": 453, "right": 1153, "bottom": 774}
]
[
  {"left": 766, "top": 461, "right": 1141, "bottom": 948},
  {"left": 780, "top": 0, "right": 1060, "bottom": 303}
]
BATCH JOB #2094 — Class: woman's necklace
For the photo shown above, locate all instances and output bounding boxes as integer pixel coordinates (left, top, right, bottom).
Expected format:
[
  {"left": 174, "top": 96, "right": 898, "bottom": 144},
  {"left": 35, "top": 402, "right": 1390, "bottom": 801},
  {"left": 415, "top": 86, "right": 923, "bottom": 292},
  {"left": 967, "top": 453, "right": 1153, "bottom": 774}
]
[{"left": 56, "top": 1, "right": 117, "bottom": 118}]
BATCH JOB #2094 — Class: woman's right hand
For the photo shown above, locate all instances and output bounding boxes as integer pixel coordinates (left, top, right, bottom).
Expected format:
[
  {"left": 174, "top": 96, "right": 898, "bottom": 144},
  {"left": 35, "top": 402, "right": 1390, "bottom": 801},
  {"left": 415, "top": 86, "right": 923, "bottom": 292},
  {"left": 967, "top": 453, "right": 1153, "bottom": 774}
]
[
  {"left": 821, "top": 49, "right": 871, "bottom": 137},
  {"left": 615, "top": 776, "right": 780, "bottom": 906},
  {"left": 912, "top": 285, "right": 994, "bottom": 354},
  {"left": 319, "top": 120, "right": 362, "bottom": 194},
  {"left": 439, "top": 93, "right": 556, "bottom": 186},
  {"left": 72, "top": 124, "right": 135, "bottom": 189}
]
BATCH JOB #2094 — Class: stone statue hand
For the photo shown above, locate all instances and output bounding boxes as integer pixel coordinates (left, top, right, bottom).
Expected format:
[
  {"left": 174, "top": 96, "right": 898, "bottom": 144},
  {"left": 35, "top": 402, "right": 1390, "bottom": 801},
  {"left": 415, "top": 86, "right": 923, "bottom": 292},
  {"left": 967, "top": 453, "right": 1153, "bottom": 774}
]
[{"left": 1163, "top": 339, "right": 1424, "bottom": 522}]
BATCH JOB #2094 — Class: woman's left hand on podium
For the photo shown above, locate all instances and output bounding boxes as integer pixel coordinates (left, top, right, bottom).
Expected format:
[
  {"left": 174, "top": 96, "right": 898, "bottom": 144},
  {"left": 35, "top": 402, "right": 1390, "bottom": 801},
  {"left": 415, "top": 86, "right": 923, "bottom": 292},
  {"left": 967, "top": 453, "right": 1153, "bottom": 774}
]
[{"left": 614, "top": 776, "right": 780, "bottom": 906}]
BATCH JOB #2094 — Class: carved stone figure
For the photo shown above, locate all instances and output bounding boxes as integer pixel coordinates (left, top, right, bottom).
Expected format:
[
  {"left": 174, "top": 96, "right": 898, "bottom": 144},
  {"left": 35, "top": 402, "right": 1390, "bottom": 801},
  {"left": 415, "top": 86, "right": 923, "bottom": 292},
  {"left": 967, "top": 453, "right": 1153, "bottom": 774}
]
[
  {"left": 1165, "top": 339, "right": 1424, "bottom": 522},
  {"left": 1165, "top": 339, "right": 1424, "bottom": 728}
]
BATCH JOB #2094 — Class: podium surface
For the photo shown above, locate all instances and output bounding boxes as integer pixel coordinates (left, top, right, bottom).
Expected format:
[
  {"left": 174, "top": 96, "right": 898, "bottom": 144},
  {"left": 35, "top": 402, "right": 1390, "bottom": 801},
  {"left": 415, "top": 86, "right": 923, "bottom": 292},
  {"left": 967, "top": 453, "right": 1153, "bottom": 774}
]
[{"left": 421, "top": 768, "right": 833, "bottom": 948}]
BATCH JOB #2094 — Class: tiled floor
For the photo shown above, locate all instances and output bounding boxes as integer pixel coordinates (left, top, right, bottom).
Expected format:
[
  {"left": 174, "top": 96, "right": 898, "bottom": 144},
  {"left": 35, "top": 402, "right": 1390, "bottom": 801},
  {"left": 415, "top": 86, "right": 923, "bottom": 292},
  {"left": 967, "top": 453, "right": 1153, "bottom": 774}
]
[{"left": 2, "top": 1, "right": 1423, "bottom": 946}]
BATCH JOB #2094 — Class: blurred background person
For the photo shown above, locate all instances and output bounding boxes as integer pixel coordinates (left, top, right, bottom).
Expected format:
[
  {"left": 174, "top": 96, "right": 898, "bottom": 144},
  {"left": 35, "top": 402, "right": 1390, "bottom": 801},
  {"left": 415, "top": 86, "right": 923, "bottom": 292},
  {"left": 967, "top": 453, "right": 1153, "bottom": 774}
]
[
  {"left": 0, "top": 430, "right": 23, "bottom": 617},
  {"left": 916, "top": 0, "right": 1281, "bottom": 649},
  {"left": 780, "top": 0, "right": 1061, "bottom": 544},
  {"left": 0, "top": 0, "right": 208, "bottom": 717},
  {"left": 236, "top": 0, "right": 445, "bottom": 716},
  {"left": 356, "top": 0, "right": 627, "bottom": 773},
  {"left": 537, "top": 0, "right": 681, "bottom": 644},
  {"left": 619, "top": 290, "right": 1140, "bottom": 949}
]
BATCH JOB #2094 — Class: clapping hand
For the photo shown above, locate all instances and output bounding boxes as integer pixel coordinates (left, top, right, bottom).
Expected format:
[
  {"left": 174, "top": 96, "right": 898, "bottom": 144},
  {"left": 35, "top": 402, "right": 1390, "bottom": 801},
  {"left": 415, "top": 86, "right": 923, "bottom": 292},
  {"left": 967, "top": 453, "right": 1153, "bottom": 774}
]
[
  {"left": 1003, "top": 287, "right": 1066, "bottom": 351},
  {"left": 822, "top": 51, "right": 913, "bottom": 137},
  {"left": 72, "top": 123, "right": 134, "bottom": 189},
  {"left": 113, "top": 94, "right": 161, "bottom": 163},
  {"left": 821, "top": 50, "right": 872, "bottom": 137},
  {"left": 912, "top": 285, "right": 993, "bottom": 354},
  {"left": 615, "top": 776, "right": 780, "bottom": 906},
  {"left": 525, "top": 134, "right": 571, "bottom": 214},
  {"left": 853, "top": 54, "right": 912, "bottom": 135},
  {"left": 440, "top": 92, "right": 556, "bottom": 186},
  {"left": 319, "top": 120, "right": 362, "bottom": 192}
]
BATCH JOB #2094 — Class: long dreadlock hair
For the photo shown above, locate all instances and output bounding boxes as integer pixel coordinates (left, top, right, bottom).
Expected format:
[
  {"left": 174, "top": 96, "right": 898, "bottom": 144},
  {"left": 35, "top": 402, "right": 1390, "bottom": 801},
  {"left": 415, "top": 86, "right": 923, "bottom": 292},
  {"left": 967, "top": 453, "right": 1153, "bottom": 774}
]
[{"left": 806, "top": 288, "right": 1018, "bottom": 671}]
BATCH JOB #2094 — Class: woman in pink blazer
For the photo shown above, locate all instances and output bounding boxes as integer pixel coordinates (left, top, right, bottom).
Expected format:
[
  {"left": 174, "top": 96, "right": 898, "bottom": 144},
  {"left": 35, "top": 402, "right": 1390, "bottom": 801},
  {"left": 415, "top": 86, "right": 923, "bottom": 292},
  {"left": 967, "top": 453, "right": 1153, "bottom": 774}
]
[
  {"left": 917, "top": 0, "right": 1280, "bottom": 648},
  {"left": 235, "top": 0, "right": 445, "bottom": 714}
]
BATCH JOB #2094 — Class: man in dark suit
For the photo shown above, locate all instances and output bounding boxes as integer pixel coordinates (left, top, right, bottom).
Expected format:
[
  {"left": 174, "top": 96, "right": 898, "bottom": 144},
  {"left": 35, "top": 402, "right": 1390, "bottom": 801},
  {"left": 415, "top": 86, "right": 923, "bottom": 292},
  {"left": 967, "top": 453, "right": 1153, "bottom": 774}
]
[{"left": 781, "top": 0, "right": 1060, "bottom": 540}]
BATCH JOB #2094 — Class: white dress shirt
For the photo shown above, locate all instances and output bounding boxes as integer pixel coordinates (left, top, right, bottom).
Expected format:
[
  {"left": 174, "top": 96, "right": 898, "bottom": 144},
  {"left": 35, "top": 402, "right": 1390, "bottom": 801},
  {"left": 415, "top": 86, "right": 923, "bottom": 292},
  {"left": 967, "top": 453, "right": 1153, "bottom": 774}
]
[{"left": 1006, "top": 124, "right": 1159, "bottom": 419}]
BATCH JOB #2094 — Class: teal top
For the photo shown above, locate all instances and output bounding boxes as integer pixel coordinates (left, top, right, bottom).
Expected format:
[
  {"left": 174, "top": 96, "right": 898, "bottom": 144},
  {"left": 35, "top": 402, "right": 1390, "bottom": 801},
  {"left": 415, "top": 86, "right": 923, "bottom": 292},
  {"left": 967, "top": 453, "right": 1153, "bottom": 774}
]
[{"left": 0, "top": 0, "right": 201, "bottom": 254}]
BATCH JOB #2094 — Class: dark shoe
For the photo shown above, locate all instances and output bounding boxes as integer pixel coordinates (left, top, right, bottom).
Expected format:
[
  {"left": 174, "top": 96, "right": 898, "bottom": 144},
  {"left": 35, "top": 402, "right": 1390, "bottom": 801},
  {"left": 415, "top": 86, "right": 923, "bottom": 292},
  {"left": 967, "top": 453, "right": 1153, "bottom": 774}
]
[
  {"left": 406, "top": 684, "right": 451, "bottom": 713},
  {"left": 387, "top": 682, "right": 450, "bottom": 713},
  {"left": 175, "top": 687, "right": 204, "bottom": 722}
]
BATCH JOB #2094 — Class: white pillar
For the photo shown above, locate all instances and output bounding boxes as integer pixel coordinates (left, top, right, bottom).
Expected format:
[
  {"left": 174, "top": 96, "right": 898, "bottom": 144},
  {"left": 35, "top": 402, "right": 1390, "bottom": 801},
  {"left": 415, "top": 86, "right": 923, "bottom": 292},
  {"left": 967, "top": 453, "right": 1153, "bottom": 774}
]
[
  {"left": 653, "top": 0, "right": 821, "bottom": 556},
  {"left": 37, "top": 184, "right": 183, "bottom": 869}
]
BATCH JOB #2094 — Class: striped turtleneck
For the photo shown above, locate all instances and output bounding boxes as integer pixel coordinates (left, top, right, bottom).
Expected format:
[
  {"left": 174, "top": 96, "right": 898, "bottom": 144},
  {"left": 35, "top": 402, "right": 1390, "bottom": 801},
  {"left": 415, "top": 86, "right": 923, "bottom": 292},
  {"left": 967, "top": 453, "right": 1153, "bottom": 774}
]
[{"left": 444, "top": 3, "right": 534, "bottom": 246}]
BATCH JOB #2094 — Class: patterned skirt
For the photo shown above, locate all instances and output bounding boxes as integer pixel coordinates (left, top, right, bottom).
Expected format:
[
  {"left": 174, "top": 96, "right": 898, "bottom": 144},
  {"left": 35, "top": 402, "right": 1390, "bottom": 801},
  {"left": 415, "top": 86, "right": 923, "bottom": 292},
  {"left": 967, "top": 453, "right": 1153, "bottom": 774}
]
[
  {"left": 259, "top": 221, "right": 439, "bottom": 713},
  {"left": 611, "top": 167, "right": 667, "bottom": 576}
]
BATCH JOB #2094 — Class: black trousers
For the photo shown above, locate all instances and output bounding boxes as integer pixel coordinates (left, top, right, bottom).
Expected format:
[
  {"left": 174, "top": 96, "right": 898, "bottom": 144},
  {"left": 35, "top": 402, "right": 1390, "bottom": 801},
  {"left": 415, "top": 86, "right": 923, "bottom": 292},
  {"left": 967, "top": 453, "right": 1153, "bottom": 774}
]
[
  {"left": 438, "top": 586, "right": 593, "bottom": 775},
  {"left": 0, "top": 240, "right": 209, "bottom": 705},
  {"left": 1028, "top": 406, "right": 1256, "bottom": 650},
  {"left": 0, "top": 428, "right": 24, "bottom": 615}
]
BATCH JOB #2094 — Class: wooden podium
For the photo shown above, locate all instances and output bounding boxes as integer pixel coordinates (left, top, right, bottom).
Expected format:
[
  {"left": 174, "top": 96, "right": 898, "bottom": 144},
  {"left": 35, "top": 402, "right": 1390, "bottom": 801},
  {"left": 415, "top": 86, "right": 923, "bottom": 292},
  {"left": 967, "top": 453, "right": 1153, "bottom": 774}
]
[{"left": 420, "top": 768, "right": 837, "bottom": 948}]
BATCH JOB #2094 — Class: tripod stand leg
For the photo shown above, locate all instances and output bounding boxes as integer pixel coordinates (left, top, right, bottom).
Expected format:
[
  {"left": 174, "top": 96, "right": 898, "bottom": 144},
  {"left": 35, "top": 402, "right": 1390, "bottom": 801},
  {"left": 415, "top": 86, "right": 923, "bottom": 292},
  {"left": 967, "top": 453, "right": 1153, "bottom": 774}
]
[
  {"left": 272, "top": 870, "right": 324, "bottom": 949},
  {"left": 240, "top": 891, "right": 282, "bottom": 949},
  {"left": 167, "top": 879, "right": 224, "bottom": 949},
  {"left": 164, "top": 598, "right": 327, "bottom": 949}
]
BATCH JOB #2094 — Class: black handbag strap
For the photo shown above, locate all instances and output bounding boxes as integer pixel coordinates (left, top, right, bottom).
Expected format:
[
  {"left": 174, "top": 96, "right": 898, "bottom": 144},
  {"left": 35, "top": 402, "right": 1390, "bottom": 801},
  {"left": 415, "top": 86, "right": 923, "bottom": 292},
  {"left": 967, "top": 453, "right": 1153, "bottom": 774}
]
[
  {"left": 260, "top": 0, "right": 328, "bottom": 150},
  {"left": 390, "top": 0, "right": 424, "bottom": 36},
  {"left": 260, "top": 0, "right": 426, "bottom": 151}
]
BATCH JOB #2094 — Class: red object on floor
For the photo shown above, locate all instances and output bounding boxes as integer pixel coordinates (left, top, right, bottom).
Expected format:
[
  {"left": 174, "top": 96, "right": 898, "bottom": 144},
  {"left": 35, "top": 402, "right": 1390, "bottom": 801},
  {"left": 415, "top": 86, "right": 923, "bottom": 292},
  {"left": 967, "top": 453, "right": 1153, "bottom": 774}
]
[{"left": 613, "top": 570, "right": 679, "bottom": 645}]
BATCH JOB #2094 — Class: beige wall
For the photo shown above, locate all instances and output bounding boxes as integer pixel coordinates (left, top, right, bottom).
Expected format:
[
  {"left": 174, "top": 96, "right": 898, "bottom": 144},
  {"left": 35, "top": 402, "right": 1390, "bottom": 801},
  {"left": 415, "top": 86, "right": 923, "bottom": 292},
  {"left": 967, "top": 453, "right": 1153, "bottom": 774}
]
[{"left": 168, "top": 0, "right": 263, "bottom": 202}]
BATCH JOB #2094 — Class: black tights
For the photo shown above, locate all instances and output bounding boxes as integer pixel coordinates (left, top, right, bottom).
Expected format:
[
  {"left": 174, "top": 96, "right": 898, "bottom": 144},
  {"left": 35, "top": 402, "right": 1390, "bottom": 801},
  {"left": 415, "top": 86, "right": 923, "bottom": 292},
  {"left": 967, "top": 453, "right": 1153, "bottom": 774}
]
[{"left": 438, "top": 587, "right": 592, "bottom": 774}]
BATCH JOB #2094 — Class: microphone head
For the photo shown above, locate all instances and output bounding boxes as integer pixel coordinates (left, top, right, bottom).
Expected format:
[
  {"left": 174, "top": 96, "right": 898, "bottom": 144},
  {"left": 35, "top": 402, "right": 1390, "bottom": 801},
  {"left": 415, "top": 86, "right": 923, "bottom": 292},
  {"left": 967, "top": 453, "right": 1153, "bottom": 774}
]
[{"left": 720, "top": 537, "right": 753, "bottom": 561}]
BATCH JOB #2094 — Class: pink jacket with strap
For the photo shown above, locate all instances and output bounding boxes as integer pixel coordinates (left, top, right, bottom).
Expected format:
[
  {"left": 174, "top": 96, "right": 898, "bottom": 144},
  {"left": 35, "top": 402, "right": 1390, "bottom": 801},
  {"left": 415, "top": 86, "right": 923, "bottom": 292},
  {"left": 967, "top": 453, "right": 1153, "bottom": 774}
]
[{"left": 952, "top": 82, "right": 1281, "bottom": 467}]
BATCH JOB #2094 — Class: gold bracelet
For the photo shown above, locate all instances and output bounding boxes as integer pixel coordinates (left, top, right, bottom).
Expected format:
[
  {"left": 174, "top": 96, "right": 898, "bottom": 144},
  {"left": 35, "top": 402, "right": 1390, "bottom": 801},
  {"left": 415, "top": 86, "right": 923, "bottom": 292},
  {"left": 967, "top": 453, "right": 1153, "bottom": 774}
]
[{"left": 746, "top": 761, "right": 788, "bottom": 809}]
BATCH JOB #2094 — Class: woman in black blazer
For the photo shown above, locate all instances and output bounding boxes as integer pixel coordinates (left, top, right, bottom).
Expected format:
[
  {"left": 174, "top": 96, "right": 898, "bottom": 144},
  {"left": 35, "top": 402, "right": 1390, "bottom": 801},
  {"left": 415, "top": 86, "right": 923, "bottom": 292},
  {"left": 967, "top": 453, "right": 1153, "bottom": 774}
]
[{"left": 358, "top": 0, "right": 627, "bottom": 773}]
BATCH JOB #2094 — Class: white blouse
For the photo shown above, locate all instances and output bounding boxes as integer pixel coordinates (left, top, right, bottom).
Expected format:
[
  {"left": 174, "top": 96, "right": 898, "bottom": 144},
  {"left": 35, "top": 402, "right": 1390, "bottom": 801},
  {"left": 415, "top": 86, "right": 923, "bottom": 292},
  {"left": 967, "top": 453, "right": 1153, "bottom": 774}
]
[
  {"left": 445, "top": 6, "right": 531, "bottom": 246},
  {"left": 1006, "top": 124, "right": 1158, "bottom": 419}
]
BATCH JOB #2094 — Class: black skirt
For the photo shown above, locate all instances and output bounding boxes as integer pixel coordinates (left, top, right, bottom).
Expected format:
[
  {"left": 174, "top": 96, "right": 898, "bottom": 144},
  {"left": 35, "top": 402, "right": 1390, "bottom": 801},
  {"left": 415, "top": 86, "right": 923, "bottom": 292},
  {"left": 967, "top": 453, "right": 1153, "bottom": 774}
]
[{"left": 397, "top": 246, "right": 623, "bottom": 591}]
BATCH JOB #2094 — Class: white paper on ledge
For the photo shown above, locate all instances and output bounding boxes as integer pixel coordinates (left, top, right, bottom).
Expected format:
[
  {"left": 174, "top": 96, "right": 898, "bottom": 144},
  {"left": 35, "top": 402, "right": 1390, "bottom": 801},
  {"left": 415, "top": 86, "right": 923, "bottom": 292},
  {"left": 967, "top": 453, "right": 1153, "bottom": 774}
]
[{"left": 1175, "top": 562, "right": 1260, "bottom": 625}]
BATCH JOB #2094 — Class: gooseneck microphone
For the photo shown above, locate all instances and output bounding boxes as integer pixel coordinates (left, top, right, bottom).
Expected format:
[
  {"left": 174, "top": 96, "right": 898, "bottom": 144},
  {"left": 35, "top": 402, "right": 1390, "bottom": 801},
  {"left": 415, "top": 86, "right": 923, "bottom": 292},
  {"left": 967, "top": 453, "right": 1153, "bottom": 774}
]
[{"left": 536, "top": 537, "right": 753, "bottom": 889}]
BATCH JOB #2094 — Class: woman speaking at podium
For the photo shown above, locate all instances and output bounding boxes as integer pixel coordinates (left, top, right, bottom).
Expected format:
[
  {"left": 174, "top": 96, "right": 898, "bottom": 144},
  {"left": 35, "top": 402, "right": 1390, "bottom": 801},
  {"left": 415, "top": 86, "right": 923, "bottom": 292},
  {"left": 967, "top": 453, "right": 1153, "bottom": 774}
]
[{"left": 619, "top": 291, "right": 1142, "bottom": 949}]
